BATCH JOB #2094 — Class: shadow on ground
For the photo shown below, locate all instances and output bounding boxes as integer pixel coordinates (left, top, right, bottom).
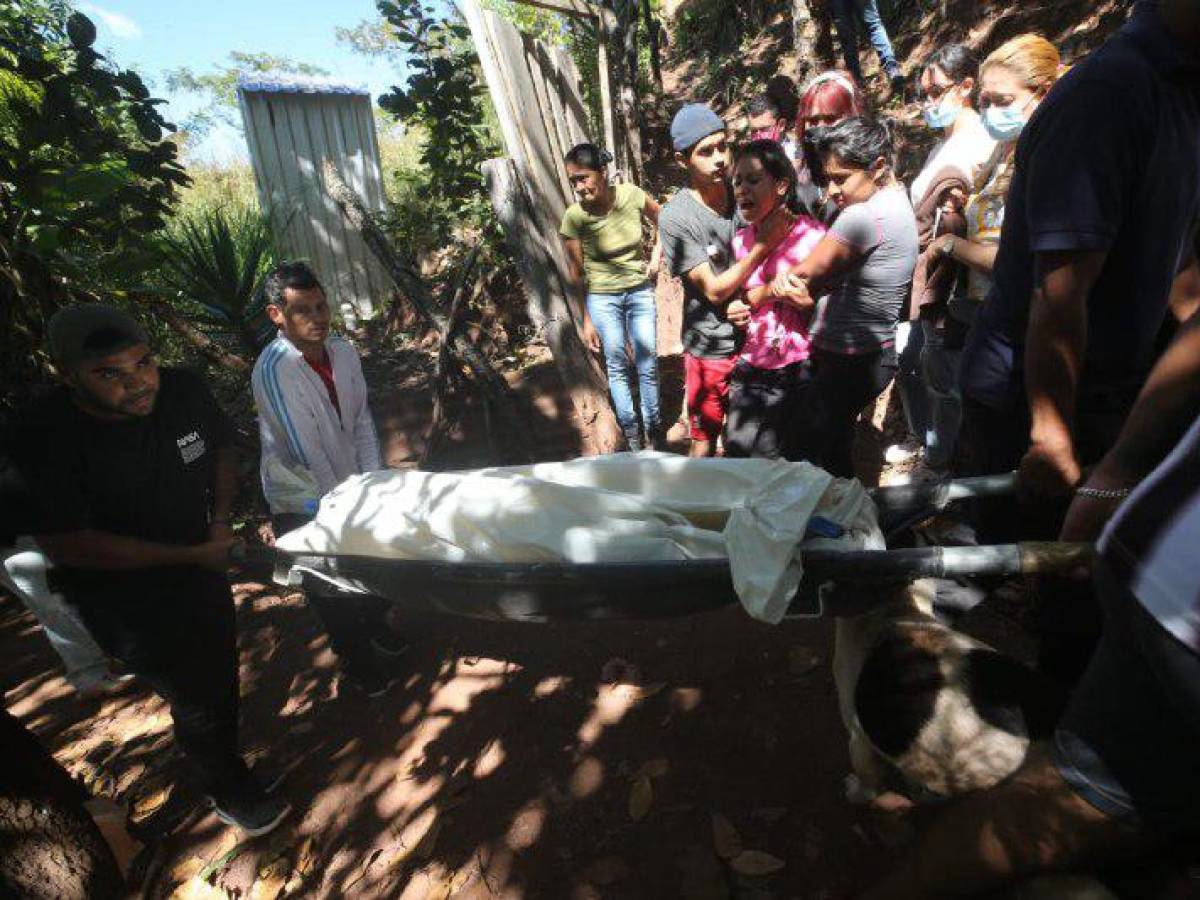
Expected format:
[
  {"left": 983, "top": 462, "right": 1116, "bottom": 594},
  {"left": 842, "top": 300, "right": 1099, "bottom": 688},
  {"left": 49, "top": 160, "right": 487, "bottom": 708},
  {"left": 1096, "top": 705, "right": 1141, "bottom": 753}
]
[{"left": 1, "top": 574, "right": 916, "bottom": 897}]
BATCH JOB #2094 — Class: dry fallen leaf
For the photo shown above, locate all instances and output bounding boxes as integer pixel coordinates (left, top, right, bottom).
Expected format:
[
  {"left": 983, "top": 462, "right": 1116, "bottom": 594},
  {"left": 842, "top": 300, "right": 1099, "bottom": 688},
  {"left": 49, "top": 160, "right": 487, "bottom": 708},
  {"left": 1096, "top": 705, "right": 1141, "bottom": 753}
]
[
  {"left": 169, "top": 869, "right": 228, "bottom": 900},
  {"left": 871, "top": 791, "right": 916, "bottom": 814},
  {"left": 628, "top": 775, "right": 653, "bottom": 822},
  {"left": 710, "top": 814, "right": 742, "bottom": 860},
  {"left": 637, "top": 758, "right": 669, "bottom": 780},
  {"left": 582, "top": 855, "right": 630, "bottom": 885},
  {"left": 131, "top": 784, "right": 172, "bottom": 820},
  {"left": 670, "top": 687, "right": 703, "bottom": 712},
  {"left": 729, "top": 849, "right": 785, "bottom": 876},
  {"left": 247, "top": 873, "right": 287, "bottom": 900}
]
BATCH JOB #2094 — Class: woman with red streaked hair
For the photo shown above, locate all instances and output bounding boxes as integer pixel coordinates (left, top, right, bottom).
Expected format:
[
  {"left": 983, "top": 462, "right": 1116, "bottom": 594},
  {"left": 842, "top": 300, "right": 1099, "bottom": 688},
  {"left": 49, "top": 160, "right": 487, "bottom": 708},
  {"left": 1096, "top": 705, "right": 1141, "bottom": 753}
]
[
  {"left": 794, "top": 71, "right": 865, "bottom": 223},
  {"left": 795, "top": 72, "right": 864, "bottom": 171}
]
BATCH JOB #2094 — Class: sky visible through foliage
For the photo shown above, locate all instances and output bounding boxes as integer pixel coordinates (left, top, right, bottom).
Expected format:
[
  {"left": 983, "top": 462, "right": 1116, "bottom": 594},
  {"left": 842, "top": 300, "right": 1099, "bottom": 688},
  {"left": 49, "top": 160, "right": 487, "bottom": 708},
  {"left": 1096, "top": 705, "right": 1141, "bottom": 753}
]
[{"left": 78, "top": 0, "right": 418, "bottom": 161}]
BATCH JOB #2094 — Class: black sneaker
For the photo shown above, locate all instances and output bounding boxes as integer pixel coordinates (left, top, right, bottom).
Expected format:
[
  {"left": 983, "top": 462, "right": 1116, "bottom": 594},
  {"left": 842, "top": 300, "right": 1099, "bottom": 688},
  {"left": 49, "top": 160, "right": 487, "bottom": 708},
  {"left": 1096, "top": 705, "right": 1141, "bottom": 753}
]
[
  {"left": 209, "top": 787, "right": 291, "bottom": 836},
  {"left": 370, "top": 631, "right": 410, "bottom": 659}
]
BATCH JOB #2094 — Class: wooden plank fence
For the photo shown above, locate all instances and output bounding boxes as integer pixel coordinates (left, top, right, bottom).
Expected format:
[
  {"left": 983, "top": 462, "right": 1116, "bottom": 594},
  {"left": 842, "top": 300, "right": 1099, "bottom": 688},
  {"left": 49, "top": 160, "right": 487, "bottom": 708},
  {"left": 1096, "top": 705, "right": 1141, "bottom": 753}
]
[{"left": 464, "top": 0, "right": 625, "bottom": 453}]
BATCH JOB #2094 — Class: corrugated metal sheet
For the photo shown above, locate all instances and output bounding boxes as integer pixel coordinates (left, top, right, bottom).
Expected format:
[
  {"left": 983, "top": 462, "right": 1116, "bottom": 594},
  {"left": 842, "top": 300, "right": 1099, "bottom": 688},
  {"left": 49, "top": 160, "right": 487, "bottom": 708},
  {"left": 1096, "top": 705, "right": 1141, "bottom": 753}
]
[{"left": 237, "top": 75, "right": 389, "bottom": 324}]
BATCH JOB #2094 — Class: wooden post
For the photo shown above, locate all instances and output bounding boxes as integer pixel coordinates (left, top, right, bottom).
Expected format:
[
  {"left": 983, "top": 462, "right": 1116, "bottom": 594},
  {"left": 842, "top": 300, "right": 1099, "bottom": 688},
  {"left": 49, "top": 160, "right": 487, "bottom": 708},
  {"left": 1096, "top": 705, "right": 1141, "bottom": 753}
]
[
  {"left": 465, "top": 0, "right": 624, "bottom": 454},
  {"left": 421, "top": 247, "right": 483, "bottom": 468},
  {"left": 484, "top": 157, "right": 623, "bottom": 455}
]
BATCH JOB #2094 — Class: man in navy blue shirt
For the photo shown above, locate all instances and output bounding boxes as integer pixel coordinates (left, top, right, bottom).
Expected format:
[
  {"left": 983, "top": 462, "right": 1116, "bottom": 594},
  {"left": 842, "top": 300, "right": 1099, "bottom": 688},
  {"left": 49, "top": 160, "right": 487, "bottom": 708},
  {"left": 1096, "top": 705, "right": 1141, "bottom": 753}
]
[
  {"left": 959, "top": 1, "right": 1200, "bottom": 509},
  {"left": 957, "top": 1, "right": 1200, "bottom": 682}
]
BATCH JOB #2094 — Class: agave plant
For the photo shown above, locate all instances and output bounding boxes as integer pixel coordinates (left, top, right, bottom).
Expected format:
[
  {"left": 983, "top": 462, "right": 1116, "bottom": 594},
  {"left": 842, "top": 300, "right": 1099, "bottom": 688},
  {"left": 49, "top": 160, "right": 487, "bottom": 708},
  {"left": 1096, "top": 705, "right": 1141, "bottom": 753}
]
[{"left": 153, "top": 204, "right": 276, "bottom": 361}]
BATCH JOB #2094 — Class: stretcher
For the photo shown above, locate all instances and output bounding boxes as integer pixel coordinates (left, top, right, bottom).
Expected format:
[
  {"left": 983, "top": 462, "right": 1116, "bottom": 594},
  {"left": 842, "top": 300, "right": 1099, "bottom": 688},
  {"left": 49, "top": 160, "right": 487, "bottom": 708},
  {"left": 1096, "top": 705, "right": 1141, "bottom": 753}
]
[{"left": 237, "top": 472, "right": 1092, "bottom": 622}]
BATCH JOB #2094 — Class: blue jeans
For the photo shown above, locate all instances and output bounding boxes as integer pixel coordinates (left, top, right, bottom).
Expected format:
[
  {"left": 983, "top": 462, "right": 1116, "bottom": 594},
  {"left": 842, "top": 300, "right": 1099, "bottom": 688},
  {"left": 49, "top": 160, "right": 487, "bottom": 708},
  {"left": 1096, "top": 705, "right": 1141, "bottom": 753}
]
[
  {"left": 919, "top": 319, "right": 962, "bottom": 471},
  {"left": 586, "top": 284, "right": 660, "bottom": 436},
  {"left": 830, "top": 0, "right": 899, "bottom": 82}
]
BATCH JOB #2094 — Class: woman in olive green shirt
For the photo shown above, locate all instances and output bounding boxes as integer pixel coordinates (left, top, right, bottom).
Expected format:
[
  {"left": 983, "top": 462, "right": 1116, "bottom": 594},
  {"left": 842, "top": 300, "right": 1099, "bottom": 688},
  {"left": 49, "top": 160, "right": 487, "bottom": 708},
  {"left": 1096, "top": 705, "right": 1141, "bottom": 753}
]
[{"left": 560, "top": 143, "right": 663, "bottom": 450}]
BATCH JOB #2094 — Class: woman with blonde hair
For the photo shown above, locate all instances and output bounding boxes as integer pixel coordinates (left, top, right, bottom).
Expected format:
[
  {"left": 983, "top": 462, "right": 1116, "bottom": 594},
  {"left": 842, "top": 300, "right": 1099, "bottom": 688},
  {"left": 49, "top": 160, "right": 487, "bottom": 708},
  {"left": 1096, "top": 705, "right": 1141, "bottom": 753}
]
[{"left": 933, "top": 34, "right": 1062, "bottom": 323}]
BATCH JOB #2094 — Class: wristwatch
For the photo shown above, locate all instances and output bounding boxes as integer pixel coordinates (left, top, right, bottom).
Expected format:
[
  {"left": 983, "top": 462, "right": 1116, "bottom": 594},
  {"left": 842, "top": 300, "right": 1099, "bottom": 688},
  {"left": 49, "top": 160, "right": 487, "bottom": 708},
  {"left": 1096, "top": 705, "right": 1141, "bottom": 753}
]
[{"left": 939, "top": 235, "right": 956, "bottom": 258}]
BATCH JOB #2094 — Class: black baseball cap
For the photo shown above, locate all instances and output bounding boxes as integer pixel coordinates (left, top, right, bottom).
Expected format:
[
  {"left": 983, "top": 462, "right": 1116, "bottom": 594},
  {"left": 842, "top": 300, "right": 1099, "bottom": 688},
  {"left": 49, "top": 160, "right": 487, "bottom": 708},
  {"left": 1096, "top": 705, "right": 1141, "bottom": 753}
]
[{"left": 48, "top": 304, "right": 149, "bottom": 369}]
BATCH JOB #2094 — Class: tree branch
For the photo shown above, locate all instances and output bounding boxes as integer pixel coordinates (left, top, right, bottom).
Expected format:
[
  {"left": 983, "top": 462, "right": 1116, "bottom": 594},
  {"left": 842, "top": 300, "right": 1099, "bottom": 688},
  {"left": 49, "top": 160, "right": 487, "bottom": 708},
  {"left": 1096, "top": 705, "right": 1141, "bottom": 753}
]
[{"left": 320, "top": 161, "right": 534, "bottom": 461}]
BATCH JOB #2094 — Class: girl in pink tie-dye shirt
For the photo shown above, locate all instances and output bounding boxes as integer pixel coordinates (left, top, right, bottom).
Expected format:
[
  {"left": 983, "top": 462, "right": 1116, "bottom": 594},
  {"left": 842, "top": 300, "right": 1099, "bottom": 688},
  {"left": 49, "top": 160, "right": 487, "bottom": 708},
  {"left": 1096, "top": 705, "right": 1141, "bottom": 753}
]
[{"left": 724, "top": 139, "right": 826, "bottom": 460}]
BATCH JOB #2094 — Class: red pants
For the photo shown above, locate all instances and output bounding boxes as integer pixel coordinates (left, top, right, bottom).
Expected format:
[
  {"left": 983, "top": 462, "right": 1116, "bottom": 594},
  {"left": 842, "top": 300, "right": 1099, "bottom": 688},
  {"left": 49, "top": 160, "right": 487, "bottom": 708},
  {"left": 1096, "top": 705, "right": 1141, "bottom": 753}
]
[{"left": 684, "top": 353, "right": 738, "bottom": 442}]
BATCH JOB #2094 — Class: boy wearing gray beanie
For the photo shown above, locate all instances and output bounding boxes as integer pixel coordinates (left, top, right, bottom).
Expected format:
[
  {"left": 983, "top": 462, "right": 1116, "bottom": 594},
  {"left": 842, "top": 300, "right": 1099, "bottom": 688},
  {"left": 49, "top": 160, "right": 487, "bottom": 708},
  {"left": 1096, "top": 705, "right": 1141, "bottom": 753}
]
[{"left": 658, "top": 103, "right": 793, "bottom": 457}]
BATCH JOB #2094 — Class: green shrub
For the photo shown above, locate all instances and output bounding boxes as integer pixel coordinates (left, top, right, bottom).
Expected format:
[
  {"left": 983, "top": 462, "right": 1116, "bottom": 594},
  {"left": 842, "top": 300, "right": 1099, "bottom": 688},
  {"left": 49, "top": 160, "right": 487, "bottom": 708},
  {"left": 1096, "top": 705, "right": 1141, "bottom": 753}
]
[
  {"left": 151, "top": 205, "right": 275, "bottom": 362},
  {"left": 0, "top": 1, "right": 186, "bottom": 407}
]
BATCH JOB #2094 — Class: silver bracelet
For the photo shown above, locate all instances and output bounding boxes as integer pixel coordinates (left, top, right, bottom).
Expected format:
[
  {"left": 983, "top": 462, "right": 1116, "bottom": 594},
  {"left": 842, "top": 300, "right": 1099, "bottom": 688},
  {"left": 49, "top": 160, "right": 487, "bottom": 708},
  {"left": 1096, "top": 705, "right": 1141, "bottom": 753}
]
[{"left": 1075, "top": 485, "right": 1131, "bottom": 500}]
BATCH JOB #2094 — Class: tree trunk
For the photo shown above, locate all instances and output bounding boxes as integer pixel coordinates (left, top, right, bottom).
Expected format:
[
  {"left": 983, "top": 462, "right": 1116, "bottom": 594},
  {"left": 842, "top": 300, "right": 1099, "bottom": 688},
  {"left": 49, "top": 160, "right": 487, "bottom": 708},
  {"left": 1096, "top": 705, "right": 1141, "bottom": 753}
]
[
  {"left": 0, "top": 709, "right": 124, "bottom": 900},
  {"left": 604, "top": 6, "right": 644, "bottom": 184},
  {"left": 793, "top": 0, "right": 836, "bottom": 84},
  {"left": 484, "top": 157, "right": 623, "bottom": 456},
  {"left": 641, "top": 0, "right": 663, "bottom": 89}
]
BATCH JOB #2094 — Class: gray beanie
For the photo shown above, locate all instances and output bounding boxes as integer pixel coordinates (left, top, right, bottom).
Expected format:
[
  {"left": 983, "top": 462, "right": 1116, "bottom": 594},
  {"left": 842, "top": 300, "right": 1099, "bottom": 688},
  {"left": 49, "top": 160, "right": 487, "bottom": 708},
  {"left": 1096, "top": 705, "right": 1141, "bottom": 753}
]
[
  {"left": 49, "top": 304, "right": 149, "bottom": 369},
  {"left": 670, "top": 103, "right": 725, "bottom": 153}
]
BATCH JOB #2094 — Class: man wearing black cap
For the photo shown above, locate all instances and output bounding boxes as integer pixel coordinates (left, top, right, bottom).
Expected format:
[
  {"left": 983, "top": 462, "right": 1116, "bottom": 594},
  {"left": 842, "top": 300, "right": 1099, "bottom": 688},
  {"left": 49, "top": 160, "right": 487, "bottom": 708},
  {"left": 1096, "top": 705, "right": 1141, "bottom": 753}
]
[{"left": 5, "top": 304, "right": 290, "bottom": 835}]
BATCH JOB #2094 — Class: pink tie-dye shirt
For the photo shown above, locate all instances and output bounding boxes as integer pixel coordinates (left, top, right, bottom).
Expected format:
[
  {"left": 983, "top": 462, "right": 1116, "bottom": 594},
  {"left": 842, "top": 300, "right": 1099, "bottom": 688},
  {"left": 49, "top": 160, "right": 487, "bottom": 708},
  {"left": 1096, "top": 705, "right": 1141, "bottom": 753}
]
[{"left": 731, "top": 214, "right": 827, "bottom": 369}]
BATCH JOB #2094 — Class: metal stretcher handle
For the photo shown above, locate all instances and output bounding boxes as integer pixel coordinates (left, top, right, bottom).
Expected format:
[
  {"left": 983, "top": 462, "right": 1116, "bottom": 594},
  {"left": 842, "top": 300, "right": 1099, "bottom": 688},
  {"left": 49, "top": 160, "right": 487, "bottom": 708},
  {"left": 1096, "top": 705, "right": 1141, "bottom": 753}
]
[
  {"left": 868, "top": 471, "right": 1017, "bottom": 538},
  {"left": 868, "top": 471, "right": 1018, "bottom": 508},
  {"left": 230, "top": 540, "right": 1093, "bottom": 622}
]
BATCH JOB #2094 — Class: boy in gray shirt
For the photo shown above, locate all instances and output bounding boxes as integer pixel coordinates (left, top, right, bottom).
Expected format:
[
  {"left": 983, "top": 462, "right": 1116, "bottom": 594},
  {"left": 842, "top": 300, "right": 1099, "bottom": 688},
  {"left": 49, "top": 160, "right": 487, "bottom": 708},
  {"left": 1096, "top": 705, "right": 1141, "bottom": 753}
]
[{"left": 658, "top": 103, "right": 793, "bottom": 456}]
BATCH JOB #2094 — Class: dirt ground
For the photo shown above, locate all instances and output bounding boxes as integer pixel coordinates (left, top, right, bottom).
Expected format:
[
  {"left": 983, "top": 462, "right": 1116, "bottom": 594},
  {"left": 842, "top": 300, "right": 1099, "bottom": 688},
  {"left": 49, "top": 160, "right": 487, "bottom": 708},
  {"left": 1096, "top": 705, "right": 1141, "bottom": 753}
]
[
  {"left": 0, "top": 273, "right": 943, "bottom": 898},
  {"left": 2, "top": 576, "right": 925, "bottom": 899}
]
